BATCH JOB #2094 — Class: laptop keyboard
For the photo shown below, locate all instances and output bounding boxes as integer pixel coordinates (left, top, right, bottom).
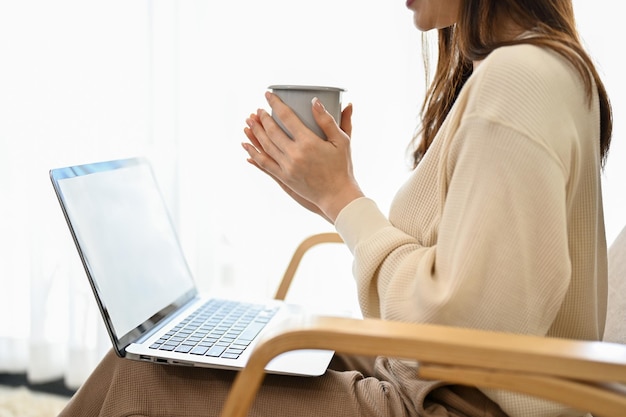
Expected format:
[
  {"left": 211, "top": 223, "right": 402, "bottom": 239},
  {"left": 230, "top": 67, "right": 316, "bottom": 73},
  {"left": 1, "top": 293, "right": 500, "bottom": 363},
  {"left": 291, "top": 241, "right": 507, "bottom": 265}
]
[{"left": 148, "top": 299, "right": 278, "bottom": 360}]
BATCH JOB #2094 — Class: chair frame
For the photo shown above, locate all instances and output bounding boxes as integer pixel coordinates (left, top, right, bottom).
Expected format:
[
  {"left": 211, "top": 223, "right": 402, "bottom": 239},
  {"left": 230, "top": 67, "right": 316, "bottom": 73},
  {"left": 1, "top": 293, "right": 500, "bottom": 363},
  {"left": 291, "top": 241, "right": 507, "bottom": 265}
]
[{"left": 219, "top": 233, "right": 626, "bottom": 417}]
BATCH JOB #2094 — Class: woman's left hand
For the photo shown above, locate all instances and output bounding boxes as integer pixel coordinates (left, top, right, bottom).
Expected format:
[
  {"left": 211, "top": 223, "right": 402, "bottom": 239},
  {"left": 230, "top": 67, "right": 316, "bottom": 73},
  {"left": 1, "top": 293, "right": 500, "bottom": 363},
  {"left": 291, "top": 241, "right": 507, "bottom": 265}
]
[{"left": 242, "top": 91, "right": 364, "bottom": 223}]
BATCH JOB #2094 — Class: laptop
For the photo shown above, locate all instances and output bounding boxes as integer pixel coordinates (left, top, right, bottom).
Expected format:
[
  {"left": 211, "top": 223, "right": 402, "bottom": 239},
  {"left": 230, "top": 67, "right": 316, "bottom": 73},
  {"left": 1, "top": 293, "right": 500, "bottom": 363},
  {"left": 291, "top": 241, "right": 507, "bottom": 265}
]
[{"left": 49, "top": 156, "right": 334, "bottom": 376}]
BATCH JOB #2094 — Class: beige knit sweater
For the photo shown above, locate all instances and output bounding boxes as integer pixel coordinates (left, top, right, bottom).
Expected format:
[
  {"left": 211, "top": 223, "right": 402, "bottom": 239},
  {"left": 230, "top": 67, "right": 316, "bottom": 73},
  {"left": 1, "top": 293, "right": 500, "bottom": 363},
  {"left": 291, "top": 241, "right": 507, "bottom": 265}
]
[{"left": 335, "top": 44, "right": 607, "bottom": 416}]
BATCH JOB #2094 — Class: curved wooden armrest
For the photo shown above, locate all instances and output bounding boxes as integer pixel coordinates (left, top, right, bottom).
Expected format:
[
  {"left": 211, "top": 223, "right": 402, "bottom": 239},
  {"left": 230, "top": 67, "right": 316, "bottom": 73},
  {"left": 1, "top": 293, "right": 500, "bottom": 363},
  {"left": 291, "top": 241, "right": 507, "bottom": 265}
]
[
  {"left": 220, "top": 316, "right": 626, "bottom": 417},
  {"left": 274, "top": 232, "right": 343, "bottom": 300}
]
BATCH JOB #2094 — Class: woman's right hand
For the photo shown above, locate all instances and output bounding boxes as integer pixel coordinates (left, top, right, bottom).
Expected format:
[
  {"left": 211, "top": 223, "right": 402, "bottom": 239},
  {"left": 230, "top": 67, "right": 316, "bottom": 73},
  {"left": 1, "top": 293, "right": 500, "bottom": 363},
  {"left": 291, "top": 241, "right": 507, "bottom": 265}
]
[{"left": 242, "top": 101, "right": 356, "bottom": 223}]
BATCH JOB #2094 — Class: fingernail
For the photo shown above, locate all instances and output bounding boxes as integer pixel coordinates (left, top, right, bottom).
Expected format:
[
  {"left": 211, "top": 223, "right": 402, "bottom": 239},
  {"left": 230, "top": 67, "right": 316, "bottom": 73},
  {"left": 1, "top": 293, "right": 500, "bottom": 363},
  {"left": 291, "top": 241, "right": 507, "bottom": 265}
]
[{"left": 312, "top": 97, "right": 325, "bottom": 113}]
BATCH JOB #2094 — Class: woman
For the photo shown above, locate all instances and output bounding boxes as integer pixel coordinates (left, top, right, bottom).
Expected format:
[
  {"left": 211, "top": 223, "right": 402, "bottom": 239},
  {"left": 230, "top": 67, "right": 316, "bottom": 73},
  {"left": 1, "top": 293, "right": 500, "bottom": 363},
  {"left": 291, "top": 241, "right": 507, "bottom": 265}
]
[{"left": 59, "top": 0, "right": 612, "bottom": 416}]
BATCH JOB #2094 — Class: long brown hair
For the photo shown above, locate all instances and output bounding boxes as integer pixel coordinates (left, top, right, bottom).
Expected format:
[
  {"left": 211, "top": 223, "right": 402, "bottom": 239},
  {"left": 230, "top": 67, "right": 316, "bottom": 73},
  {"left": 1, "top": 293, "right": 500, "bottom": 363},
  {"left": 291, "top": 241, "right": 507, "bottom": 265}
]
[{"left": 411, "top": 0, "right": 612, "bottom": 168}]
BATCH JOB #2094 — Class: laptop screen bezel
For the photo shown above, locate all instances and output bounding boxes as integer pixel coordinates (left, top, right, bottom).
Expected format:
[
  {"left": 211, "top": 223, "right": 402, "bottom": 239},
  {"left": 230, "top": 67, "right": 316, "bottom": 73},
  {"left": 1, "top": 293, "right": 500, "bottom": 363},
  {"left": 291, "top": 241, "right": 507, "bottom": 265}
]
[{"left": 49, "top": 157, "right": 198, "bottom": 356}]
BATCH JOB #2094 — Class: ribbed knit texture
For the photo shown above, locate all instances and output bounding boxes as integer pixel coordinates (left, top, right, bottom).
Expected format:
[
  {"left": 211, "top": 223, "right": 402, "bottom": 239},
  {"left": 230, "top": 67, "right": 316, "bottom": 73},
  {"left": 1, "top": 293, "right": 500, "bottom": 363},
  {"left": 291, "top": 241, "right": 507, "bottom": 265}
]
[
  {"left": 335, "top": 44, "right": 607, "bottom": 417},
  {"left": 605, "top": 226, "right": 626, "bottom": 344}
]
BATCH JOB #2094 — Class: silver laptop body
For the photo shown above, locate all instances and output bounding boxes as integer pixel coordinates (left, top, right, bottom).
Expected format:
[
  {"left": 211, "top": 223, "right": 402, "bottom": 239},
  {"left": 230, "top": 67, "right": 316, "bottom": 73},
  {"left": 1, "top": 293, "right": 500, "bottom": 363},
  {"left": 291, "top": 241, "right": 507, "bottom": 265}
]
[{"left": 49, "top": 157, "right": 333, "bottom": 376}]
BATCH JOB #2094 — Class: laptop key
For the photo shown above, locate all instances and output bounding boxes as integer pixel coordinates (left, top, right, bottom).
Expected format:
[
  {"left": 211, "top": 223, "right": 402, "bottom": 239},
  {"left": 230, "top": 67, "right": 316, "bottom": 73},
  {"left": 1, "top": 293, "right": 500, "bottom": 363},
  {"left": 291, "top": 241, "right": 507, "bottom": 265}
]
[
  {"left": 237, "top": 322, "right": 266, "bottom": 342},
  {"left": 205, "top": 346, "right": 226, "bottom": 357},
  {"left": 190, "top": 346, "right": 209, "bottom": 355},
  {"left": 159, "top": 344, "right": 176, "bottom": 351},
  {"left": 175, "top": 345, "right": 193, "bottom": 353},
  {"left": 221, "top": 353, "right": 240, "bottom": 359}
]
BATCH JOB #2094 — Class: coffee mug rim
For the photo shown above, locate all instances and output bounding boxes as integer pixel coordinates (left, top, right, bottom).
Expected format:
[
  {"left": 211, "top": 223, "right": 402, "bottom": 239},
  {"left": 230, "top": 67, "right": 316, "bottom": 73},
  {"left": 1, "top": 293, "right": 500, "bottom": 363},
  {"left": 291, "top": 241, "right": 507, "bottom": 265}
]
[{"left": 268, "top": 85, "right": 345, "bottom": 92}]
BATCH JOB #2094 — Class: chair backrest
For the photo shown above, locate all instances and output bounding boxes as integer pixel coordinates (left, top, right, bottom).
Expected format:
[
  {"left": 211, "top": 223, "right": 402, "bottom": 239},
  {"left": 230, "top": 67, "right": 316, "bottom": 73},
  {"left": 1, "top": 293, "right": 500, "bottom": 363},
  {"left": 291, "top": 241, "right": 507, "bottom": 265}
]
[{"left": 604, "top": 224, "right": 626, "bottom": 344}]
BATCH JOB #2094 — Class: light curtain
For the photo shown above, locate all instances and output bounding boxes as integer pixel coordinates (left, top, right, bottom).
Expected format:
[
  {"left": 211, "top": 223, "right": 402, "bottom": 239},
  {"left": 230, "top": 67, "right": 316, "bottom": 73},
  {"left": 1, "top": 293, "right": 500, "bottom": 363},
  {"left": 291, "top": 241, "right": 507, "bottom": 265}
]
[
  {"left": 0, "top": 0, "right": 176, "bottom": 388},
  {"left": 0, "top": 0, "right": 622, "bottom": 390}
]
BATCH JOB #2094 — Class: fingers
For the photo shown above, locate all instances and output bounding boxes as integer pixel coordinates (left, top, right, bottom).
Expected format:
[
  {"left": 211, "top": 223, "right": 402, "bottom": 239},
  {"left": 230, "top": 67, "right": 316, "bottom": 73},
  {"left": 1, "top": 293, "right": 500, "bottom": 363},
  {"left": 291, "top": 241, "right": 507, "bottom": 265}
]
[
  {"left": 242, "top": 118, "right": 282, "bottom": 177},
  {"left": 340, "top": 103, "right": 353, "bottom": 137},
  {"left": 245, "top": 112, "right": 285, "bottom": 161},
  {"left": 243, "top": 114, "right": 259, "bottom": 143},
  {"left": 311, "top": 97, "right": 345, "bottom": 143},
  {"left": 243, "top": 127, "right": 262, "bottom": 153},
  {"left": 241, "top": 138, "right": 274, "bottom": 170},
  {"left": 264, "top": 92, "right": 304, "bottom": 140}
]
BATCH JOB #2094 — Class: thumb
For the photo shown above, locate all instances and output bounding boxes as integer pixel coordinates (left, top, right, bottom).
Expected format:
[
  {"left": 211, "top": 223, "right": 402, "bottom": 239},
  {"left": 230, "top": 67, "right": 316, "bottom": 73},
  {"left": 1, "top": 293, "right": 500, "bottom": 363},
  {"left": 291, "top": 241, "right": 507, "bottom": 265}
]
[{"left": 340, "top": 103, "right": 353, "bottom": 137}]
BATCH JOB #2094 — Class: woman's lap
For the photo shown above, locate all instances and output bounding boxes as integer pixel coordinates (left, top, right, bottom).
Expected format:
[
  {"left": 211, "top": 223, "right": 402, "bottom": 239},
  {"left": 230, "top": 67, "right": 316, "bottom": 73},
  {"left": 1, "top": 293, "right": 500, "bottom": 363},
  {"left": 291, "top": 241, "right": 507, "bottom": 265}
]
[
  {"left": 59, "top": 350, "right": 412, "bottom": 417},
  {"left": 59, "top": 350, "right": 507, "bottom": 417}
]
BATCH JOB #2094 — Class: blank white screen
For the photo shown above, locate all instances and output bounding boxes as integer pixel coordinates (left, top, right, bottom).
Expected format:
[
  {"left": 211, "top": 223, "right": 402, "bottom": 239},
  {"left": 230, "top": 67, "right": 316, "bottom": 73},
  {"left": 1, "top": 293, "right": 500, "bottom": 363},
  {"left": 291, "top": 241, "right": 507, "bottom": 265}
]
[{"left": 58, "top": 164, "right": 195, "bottom": 338}]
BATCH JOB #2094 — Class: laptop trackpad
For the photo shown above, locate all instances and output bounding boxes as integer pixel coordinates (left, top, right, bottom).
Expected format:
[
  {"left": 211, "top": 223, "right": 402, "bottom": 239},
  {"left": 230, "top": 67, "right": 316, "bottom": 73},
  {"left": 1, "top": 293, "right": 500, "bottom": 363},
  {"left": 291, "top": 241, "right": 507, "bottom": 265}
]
[{"left": 265, "top": 349, "right": 334, "bottom": 377}]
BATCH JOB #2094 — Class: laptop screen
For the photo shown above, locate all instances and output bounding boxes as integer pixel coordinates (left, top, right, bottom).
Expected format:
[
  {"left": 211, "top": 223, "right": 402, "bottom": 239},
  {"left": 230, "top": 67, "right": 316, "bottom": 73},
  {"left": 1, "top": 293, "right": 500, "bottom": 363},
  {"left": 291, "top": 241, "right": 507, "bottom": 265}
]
[{"left": 50, "top": 158, "right": 196, "bottom": 351}]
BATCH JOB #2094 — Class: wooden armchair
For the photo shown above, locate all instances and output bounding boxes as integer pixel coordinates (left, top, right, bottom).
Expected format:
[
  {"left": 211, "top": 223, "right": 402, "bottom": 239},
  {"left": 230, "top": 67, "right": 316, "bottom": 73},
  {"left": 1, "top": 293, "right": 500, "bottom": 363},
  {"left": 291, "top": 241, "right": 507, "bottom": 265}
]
[{"left": 220, "top": 230, "right": 626, "bottom": 417}]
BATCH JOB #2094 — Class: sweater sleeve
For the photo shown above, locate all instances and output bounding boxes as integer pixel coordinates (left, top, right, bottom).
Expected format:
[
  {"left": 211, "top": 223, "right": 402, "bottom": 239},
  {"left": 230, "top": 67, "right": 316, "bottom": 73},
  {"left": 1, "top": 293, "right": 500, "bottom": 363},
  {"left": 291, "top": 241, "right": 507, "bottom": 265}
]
[
  {"left": 337, "top": 122, "right": 572, "bottom": 335},
  {"left": 335, "top": 45, "right": 586, "bottom": 336},
  {"left": 334, "top": 196, "right": 418, "bottom": 319}
]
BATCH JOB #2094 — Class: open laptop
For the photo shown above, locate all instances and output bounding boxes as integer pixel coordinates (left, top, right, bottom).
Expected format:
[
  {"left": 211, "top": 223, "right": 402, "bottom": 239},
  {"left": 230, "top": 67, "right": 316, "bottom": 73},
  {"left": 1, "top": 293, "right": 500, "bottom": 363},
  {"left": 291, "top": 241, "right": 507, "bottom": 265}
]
[{"left": 49, "top": 156, "right": 334, "bottom": 376}]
